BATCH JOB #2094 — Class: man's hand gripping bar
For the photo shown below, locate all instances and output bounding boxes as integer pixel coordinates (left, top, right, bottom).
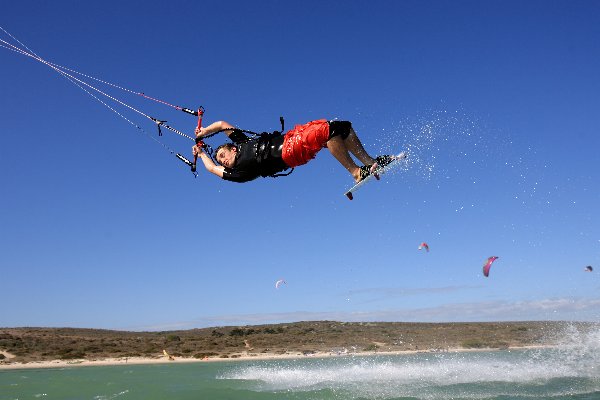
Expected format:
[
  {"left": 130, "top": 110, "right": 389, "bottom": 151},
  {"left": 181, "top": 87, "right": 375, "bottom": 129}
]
[{"left": 192, "top": 106, "right": 206, "bottom": 173}]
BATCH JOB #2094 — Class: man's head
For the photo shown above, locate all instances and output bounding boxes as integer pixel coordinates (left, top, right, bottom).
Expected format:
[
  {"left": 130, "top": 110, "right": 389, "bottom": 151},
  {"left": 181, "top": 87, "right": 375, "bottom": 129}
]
[{"left": 215, "top": 143, "right": 237, "bottom": 168}]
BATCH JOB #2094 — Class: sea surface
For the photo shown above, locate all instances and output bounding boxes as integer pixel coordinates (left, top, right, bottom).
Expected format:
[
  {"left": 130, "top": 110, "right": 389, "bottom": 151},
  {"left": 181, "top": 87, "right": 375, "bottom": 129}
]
[{"left": 2, "top": 341, "right": 600, "bottom": 400}]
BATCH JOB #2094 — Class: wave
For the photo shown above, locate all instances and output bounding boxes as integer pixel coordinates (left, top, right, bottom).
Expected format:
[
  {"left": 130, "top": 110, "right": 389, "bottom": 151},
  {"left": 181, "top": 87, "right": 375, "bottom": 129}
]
[{"left": 219, "top": 323, "right": 600, "bottom": 399}]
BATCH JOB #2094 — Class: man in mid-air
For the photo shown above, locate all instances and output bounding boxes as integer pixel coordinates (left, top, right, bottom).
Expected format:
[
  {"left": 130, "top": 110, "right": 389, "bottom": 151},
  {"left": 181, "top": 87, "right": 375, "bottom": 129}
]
[{"left": 192, "top": 119, "right": 392, "bottom": 183}]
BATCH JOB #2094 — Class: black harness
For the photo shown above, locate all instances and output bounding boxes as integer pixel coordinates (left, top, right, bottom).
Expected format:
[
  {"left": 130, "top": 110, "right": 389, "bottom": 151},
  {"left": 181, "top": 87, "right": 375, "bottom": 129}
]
[{"left": 201, "top": 117, "right": 294, "bottom": 178}]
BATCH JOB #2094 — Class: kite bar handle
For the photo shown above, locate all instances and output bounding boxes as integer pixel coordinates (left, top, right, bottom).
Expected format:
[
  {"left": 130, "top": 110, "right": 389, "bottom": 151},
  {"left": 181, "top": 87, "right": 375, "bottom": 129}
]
[
  {"left": 181, "top": 107, "right": 198, "bottom": 116},
  {"left": 176, "top": 153, "right": 198, "bottom": 177},
  {"left": 192, "top": 106, "right": 206, "bottom": 173},
  {"left": 180, "top": 105, "right": 205, "bottom": 119},
  {"left": 196, "top": 106, "right": 204, "bottom": 130}
]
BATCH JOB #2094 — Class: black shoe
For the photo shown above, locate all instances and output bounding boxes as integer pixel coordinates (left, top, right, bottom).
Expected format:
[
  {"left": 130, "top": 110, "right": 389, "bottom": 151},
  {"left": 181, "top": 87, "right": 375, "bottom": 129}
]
[
  {"left": 359, "top": 165, "right": 372, "bottom": 182},
  {"left": 375, "top": 155, "right": 394, "bottom": 167}
]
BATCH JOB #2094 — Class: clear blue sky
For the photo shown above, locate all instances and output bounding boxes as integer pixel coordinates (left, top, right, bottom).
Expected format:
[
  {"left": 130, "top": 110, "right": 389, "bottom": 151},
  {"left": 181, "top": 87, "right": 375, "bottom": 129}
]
[{"left": 1, "top": 0, "right": 599, "bottom": 330}]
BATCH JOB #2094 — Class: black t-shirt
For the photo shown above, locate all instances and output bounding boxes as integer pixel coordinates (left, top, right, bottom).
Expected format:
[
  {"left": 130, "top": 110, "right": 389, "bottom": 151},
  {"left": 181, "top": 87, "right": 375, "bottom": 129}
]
[{"left": 221, "top": 130, "right": 288, "bottom": 183}]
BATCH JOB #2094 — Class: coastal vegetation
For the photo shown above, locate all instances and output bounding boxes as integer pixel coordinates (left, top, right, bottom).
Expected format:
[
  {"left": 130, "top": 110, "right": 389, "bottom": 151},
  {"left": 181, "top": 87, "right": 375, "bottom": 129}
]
[{"left": 0, "top": 321, "right": 594, "bottom": 364}]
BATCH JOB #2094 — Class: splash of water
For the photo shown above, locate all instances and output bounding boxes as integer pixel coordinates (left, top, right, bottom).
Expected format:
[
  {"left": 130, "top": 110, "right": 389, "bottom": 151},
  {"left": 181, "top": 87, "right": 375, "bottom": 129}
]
[
  {"left": 220, "top": 323, "right": 600, "bottom": 399},
  {"left": 372, "top": 109, "right": 494, "bottom": 182},
  {"left": 93, "top": 389, "right": 129, "bottom": 400}
]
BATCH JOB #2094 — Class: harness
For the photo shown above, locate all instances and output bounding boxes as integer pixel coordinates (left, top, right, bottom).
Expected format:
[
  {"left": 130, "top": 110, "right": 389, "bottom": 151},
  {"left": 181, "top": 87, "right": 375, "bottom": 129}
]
[
  {"left": 150, "top": 109, "right": 293, "bottom": 178},
  {"left": 195, "top": 117, "right": 294, "bottom": 178}
]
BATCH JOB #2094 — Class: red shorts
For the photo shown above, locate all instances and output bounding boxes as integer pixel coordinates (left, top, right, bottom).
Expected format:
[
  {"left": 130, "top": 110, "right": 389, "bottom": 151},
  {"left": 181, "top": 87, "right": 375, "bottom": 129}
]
[{"left": 281, "top": 119, "right": 330, "bottom": 168}]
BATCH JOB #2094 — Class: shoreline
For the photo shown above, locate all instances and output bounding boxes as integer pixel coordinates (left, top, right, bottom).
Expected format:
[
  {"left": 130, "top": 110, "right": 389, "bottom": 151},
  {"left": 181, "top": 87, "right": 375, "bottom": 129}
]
[{"left": 0, "top": 345, "right": 551, "bottom": 371}]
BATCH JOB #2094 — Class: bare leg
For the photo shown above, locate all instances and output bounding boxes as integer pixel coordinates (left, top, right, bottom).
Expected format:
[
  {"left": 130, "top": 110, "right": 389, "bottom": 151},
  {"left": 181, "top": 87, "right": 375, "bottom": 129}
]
[
  {"left": 344, "top": 128, "right": 376, "bottom": 166},
  {"left": 326, "top": 135, "right": 362, "bottom": 182}
]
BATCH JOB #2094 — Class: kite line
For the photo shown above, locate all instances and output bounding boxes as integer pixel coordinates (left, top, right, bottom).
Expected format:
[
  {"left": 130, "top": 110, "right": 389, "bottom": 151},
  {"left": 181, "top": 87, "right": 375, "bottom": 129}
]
[{"left": 0, "top": 25, "right": 207, "bottom": 175}]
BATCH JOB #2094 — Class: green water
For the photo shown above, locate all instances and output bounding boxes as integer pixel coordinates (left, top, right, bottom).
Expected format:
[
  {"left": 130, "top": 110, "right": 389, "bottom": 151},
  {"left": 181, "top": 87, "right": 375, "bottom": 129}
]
[{"left": 2, "top": 347, "right": 600, "bottom": 400}]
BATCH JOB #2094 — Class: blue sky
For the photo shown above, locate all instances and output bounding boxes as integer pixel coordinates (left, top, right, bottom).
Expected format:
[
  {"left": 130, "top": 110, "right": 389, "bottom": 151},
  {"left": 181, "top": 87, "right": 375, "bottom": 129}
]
[{"left": 1, "top": 0, "right": 599, "bottom": 330}]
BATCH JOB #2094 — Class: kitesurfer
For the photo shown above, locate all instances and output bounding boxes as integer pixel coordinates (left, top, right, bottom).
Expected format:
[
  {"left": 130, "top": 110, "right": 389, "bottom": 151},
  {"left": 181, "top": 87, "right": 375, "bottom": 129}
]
[{"left": 192, "top": 119, "right": 392, "bottom": 183}]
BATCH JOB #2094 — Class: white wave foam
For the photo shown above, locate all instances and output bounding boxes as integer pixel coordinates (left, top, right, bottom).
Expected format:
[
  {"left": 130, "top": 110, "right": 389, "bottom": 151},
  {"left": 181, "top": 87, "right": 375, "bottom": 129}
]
[
  {"left": 219, "top": 324, "right": 600, "bottom": 398},
  {"left": 93, "top": 389, "right": 129, "bottom": 400}
]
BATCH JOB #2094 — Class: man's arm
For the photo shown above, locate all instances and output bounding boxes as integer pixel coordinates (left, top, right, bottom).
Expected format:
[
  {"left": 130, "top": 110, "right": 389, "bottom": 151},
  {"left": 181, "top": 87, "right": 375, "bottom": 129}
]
[
  {"left": 195, "top": 121, "right": 236, "bottom": 139},
  {"left": 192, "top": 120, "right": 233, "bottom": 179},
  {"left": 193, "top": 147, "right": 225, "bottom": 178}
]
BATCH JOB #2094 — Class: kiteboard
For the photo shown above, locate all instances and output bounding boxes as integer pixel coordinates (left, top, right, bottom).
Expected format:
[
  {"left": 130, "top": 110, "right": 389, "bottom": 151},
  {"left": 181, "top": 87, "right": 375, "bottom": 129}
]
[{"left": 344, "top": 152, "right": 406, "bottom": 200}]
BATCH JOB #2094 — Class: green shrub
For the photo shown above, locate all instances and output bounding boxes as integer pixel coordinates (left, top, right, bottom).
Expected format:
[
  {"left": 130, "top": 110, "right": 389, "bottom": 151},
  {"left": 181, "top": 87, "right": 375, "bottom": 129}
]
[
  {"left": 363, "top": 344, "right": 379, "bottom": 352},
  {"left": 193, "top": 352, "right": 219, "bottom": 359},
  {"left": 461, "top": 339, "right": 486, "bottom": 348},
  {"left": 60, "top": 351, "right": 86, "bottom": 360}
]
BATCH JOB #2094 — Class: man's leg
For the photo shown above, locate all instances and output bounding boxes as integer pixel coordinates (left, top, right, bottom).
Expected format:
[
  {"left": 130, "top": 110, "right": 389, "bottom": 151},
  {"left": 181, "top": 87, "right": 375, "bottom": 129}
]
[
  {"left": 326, "top": 135, "right": 362, "bottom": 182},
  {"left": 344, "top": 128, "right": 376, "bottom": 166}
]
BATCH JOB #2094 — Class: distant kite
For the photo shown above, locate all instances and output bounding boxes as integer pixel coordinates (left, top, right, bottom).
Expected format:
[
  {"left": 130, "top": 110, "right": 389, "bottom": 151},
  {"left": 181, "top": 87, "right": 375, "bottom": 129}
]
[
  {"left": 585, "top": 266, "right": 593, "bottom": 272},
  {"left": 482, "top": 256, "right": 499, "bottom": 277},
  {"left": 418, "top": 242, "right": 429, "bottom": 252},
  {"left": 275, "top": 279, "right": 287, "bottom": 289}
]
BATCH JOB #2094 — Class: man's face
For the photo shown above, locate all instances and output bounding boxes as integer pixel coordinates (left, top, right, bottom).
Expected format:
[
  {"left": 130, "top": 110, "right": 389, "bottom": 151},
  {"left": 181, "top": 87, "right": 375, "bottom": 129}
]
[{"left": 216, "top": 146, "right": 237, "bottom": 168}]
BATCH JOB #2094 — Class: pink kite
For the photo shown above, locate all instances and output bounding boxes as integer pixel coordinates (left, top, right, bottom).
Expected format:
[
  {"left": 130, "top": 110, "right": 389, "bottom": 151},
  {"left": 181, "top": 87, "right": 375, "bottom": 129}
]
[
  {"left": 482, "top": 256, "right": 499, "bottom": 277},
  {"left": 418, "top": 242, "right": 429, "bottom": 252}
]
